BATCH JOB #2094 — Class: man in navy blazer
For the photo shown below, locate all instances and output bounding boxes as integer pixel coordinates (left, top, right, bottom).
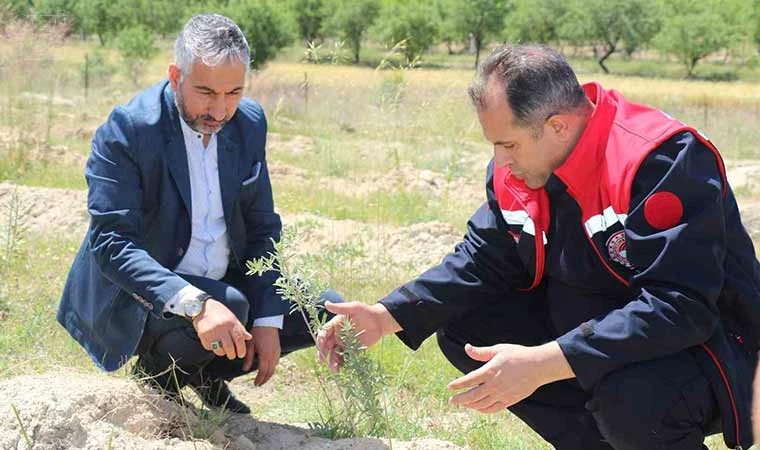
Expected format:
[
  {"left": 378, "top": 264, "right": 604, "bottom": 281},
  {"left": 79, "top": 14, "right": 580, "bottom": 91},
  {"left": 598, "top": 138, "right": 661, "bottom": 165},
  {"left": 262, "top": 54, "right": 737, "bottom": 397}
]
[{"left": 57, "top": 14, "right": 323, "bottom": 413}]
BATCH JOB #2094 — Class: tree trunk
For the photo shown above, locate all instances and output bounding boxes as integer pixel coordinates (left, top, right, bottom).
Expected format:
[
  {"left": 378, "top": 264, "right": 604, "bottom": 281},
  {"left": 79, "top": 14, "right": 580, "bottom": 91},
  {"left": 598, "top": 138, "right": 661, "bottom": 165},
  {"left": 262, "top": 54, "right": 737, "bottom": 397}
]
[
  {"left": 686, "top": 56, "right": 700, "bottom": 78},
  {"left": 352, "top": 39, "right": 360, "bottom": 64},
  {"left": 474, "top": 34, "right": 482, "bottom": 69},
  {"left": 596, "top": 43, "right": 616, "bottom": 74}
]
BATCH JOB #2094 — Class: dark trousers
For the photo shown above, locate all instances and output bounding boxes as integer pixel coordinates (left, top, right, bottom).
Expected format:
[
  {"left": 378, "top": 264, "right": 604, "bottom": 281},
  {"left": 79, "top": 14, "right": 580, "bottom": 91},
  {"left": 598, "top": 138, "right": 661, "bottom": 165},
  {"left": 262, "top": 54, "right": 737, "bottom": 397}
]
[
  {"left": 135, "top": 273, "right": 343, "bottom": 388},
  {"left": 436, "top": 290, "right": 720, "bottom": 450}
]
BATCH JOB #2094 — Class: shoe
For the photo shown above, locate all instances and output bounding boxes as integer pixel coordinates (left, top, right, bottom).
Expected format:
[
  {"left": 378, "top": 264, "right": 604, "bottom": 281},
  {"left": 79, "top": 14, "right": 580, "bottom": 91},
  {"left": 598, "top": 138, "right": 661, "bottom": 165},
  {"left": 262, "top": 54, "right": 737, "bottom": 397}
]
[{"left": 188, "top": 378, "right": 251, "bottom": 414}]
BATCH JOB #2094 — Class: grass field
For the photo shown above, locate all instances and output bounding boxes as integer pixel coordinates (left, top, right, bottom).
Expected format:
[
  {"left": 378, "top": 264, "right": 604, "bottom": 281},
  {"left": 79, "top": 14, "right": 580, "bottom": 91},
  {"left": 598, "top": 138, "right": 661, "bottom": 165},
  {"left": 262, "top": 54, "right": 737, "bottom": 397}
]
[{"left": 2, "top": 38, "right": 758, "bottom": 449}]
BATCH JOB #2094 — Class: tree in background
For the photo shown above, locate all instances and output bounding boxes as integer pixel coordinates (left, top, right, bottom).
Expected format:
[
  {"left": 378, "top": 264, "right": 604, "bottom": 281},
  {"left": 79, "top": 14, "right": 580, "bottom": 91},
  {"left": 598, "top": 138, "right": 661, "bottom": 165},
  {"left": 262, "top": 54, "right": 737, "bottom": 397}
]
[
  {"left": 115, "top": 24, "right": 157, "bottom": 86},
  {"left": 74, "top": 0, "right": 116, "bottom": 45},
  {"left": 373, "top": 0, "right": 439, "bottom": 63},
  {"left": 224, "top": 0, "right": 294, "bottom": 70},
  {"left": 4, "top": 0, "right": 32, "bottom": 17},
  {"left": 434, "top": 0, "right": 458, "bottom": 54},
  {"left": 655, "top": 0, "right": 754, "bottom": 77},
  {"left": 289, "top": 0, "right": 327, "bottom": 43},
  {"left": 561, "top": 0, "right": 661, "bottom": 73},
  {"left": 506, "top": 0, "right": 566, "bottom": 46},
  {"left": 442, "top": 0, "right": 510, "bottom": 68},
  {"left": 753, "top": 0, "right": 760, "bottom": 52},
  {"left": 324, "top": 0, "right": 380, "bottom": 64}
]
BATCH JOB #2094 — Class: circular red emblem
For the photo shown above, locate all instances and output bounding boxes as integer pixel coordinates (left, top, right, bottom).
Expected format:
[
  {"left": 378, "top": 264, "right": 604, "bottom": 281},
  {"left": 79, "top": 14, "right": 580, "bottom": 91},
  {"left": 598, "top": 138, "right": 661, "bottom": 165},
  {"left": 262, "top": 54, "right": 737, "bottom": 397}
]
[
  {"left": 606, "top": 230, "right": 632, "bottom": 268},
  {"left": 644, "top": 191, "right": 683, "bottom": 230}
]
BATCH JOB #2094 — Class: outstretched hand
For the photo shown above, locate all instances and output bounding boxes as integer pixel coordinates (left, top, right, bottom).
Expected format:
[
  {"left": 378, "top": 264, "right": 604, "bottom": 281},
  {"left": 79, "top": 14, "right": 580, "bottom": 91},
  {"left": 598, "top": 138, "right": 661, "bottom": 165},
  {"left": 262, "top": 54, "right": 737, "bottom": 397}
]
[
  {"left": 316, "top": 301, "right": 401, "bottom": 371},
  {"left": 448, "top": 342, "right": 574, "bottom": 414}
]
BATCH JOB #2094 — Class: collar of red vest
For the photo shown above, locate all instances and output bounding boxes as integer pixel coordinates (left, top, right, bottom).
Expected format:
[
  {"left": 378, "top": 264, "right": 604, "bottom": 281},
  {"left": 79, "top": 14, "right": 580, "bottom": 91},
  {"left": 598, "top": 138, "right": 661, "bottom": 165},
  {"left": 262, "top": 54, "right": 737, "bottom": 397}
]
[{"left": 553, "top": 82, "right": 618, "bottom": 198}]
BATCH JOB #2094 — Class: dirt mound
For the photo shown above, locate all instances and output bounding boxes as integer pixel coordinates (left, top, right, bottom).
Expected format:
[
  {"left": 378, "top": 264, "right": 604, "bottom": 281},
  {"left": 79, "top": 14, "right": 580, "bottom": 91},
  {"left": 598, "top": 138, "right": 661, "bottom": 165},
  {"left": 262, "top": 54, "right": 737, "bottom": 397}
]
[
  {"left": 267, "top": 133, "right": 315, "bottom": 155},
  {"left": 285, "top": 213, "right": 462, "bottom": 272},
  {"left": 726, "top": 160, "right": 760, "bottom": 193},
  {"left": 0, "top": 372, "right": 465, "bottom": 450},
  {"left": 0, "top": 182, "right": 89, "bottom": 238},
  {"left": 313, "top": 165, "right": 483, "bottom": 207},
  {"left": 0, "top": 184, "right": 462, "bottom": 272}
]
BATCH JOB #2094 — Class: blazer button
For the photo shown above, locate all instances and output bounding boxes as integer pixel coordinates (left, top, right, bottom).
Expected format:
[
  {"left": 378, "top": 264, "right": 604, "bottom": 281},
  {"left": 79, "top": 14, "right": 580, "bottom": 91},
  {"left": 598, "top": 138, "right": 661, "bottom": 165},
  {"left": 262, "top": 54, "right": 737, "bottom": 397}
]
[{"left": 177, "top": 247, "right": 184, "bottom": 257}]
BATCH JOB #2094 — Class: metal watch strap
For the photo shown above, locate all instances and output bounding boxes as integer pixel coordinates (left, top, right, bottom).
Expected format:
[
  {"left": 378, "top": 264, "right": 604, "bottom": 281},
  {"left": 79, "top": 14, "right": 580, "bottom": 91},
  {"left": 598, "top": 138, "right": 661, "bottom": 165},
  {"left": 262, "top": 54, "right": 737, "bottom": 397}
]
[{"left": 195, "top": 292, "right": 213, "bottom": 303}]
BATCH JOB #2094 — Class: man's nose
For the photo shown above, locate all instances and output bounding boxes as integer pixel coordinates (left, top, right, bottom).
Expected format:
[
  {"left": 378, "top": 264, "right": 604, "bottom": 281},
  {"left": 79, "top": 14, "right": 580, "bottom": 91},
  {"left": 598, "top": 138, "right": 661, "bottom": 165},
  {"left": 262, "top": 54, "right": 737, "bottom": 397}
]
[
  {"left": 493, "top": 148, "right": 513, "bottom": 168},
  {"left": 209, "top": 95, "right": 226, "bottom": 121}
]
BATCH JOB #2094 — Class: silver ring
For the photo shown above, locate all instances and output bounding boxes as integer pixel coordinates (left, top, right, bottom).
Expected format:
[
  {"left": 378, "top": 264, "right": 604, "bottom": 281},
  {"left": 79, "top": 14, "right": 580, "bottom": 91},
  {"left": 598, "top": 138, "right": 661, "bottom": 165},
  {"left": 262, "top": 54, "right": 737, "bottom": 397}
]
[{"left": 210, "top": 340, "right": 222, "bottom": 350}]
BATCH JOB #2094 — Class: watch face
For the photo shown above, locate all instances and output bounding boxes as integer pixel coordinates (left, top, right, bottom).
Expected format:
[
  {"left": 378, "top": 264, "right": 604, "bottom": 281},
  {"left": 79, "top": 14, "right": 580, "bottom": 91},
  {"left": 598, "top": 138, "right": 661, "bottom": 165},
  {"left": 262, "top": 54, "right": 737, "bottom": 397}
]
[{"left": 184, "top": 299, "right": 203, "bottom": 318}]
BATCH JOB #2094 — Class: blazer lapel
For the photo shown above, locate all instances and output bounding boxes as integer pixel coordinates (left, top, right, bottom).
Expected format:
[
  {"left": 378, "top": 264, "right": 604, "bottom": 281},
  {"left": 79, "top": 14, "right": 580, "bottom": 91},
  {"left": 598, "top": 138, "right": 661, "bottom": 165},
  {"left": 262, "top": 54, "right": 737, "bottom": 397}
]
[
  {"left": 162, "top": 86, "right": 192, "bottom": 214},
  {"left": 216, "top": 127, "right": 240, "bottom": 224}
]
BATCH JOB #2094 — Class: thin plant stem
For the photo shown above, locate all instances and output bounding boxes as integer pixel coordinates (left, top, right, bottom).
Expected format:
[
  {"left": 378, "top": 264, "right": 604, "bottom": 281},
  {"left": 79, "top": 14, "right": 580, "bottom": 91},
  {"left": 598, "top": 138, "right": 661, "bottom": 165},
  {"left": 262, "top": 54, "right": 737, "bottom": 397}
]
[{"left": 11, "top": 404, "right": 32, "bottom": 450}]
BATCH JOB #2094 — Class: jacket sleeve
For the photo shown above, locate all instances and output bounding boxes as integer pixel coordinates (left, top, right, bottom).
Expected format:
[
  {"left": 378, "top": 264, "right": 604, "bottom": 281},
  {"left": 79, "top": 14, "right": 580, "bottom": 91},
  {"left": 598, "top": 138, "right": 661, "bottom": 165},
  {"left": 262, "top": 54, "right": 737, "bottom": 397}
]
[
  {"left": 556, "top": 131, "right": 725, "bottom": 390},
  {"left": 236, "top": 110, "right": 287, "bottom": 321},
  {"left": 379, "top": 161, "right": 532, "bottom": 350},
  {"left": 86, "top": 107, "right": 188, "bottom": 316}
]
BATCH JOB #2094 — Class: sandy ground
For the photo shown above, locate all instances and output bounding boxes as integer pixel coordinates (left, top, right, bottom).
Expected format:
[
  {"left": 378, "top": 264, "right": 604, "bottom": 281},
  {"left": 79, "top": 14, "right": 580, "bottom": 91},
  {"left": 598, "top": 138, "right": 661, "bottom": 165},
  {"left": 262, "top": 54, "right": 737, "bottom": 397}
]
[{"left": 0, "top": 373, "right": 465, "bottom": 450}]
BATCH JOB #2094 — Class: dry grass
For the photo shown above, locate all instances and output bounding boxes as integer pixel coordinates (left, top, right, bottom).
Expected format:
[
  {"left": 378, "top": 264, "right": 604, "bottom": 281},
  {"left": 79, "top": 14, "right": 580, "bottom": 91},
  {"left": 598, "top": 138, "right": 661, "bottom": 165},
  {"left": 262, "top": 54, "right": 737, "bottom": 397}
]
[{"left": 0, "top": 38, "right": 756, "bottom": 450}]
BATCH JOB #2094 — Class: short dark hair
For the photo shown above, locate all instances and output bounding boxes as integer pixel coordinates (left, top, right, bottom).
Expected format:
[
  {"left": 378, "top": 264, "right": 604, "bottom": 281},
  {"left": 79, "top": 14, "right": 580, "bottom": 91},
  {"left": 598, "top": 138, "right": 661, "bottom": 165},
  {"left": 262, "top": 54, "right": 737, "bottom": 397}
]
[{"left": 468, "top": 44, "right": 587, "bottom": 134}]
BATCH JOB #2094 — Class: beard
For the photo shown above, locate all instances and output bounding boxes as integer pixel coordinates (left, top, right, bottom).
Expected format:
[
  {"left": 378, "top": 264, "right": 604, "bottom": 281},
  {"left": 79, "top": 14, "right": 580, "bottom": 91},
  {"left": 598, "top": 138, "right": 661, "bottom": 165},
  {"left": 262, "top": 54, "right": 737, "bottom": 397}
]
[{"left": 175, "top": 88, "right": 229, "bottom": 135}]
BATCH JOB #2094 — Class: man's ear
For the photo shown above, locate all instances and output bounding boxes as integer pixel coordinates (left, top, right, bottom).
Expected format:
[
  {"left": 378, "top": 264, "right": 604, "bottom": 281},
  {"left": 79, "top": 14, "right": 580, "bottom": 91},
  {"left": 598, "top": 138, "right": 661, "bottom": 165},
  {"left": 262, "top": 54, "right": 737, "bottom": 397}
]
[
  {"left": 546, "top": 115, "right": 571, "bottom": 142},
  {"left": 168, "top": 64, "right": 181, "bottom": 90}
]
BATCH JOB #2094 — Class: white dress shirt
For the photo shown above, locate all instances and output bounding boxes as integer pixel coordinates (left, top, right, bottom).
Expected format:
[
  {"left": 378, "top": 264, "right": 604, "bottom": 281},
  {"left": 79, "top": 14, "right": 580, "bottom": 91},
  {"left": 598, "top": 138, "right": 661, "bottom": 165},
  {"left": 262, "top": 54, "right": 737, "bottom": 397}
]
[{"left": 163, "top": 116, "right": 283, "bottom": 329}]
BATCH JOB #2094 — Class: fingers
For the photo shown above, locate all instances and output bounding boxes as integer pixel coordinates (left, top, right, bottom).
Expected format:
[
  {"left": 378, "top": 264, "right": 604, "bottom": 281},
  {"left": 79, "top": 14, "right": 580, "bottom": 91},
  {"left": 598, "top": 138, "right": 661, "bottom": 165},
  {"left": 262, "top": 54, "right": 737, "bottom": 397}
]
[
  {"left": 317, "top": 316, "right": 341, "bottom": 363},
  {"left": 324, "top": 301, "right": 366, "bottom": 315},
  {"left": 328, "top": 344, "right": 344, "bottom": 372},
  {"left": 479, "top": 401, "right": 507, "bottom": 414},
  {"left": 242, "top": 339, "right": 255, "bottom": 372},
  {"left": 448, "top": 364, "right": 488, "bottom": 391},
  {"left": 221, "top": 334, "right": 236, "bottom": 360},
  {"left": 464, "top": 343, "right": 499, "bottom": 362},
  {"left": 231, "top": 324, "right": 250, "bottom": 359},
  {"left": 449, "top": 384, "right": 489, "bottom": 407},
  {"left": 255, "top": 354, "right": 277, "bottom": 386}
]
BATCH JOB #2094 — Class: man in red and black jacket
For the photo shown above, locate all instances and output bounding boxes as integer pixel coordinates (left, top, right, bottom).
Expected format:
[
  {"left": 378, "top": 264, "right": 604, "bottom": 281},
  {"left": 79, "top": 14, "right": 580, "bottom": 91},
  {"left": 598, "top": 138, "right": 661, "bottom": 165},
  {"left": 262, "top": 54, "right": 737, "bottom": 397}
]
[{"left": 318, "top": 44, "right": 760, "bottom": 450}]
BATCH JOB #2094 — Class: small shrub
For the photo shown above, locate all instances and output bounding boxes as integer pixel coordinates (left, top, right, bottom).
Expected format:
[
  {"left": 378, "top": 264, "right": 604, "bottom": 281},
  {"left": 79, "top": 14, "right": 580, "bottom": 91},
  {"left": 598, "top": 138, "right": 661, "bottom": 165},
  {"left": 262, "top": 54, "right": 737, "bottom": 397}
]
[{"left": 246, "top": 227, "right": 390, "bottom": 439}]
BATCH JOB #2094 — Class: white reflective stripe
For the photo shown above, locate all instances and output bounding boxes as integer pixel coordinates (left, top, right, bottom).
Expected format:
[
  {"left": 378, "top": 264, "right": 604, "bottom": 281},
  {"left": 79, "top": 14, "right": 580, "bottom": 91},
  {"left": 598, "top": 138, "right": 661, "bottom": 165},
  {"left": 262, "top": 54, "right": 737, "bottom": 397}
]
[
  {"left": 501, "top": 209, "right": 529, "bottom": 225},
  {"left": 501, "top": 209, "right": 547, "bottom": 244},
  {"left": 584, "top": 206, "right": 628, "bottom": 237},
  {"left": 522, "top": 217, "right": 548, "bottom": 244}
]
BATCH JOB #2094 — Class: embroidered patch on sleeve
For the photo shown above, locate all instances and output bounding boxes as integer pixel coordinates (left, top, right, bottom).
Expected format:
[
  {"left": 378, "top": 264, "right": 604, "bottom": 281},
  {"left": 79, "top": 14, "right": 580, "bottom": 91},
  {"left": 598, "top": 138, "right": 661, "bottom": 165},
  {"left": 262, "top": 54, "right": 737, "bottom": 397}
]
[{"left": 644, "top": 191, "right": 683, "bottom": 230}]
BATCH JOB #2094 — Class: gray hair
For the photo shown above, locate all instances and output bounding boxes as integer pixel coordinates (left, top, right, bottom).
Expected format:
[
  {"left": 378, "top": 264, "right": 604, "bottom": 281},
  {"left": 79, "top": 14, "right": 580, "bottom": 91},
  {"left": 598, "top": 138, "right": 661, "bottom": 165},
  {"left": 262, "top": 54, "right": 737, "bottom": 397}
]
[
  {"left": 468, "top": 44, "right": 587, "bottom": 135},
  {"left": 174, "top": 13, "right": 250, "bottom": 77}
]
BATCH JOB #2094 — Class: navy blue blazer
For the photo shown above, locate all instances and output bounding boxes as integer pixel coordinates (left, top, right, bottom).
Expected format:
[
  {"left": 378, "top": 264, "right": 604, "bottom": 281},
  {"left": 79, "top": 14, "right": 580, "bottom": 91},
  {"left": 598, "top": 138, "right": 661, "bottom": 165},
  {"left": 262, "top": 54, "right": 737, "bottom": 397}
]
[{"left": 58, "top": 80, "right": 287, "bottom": 371}]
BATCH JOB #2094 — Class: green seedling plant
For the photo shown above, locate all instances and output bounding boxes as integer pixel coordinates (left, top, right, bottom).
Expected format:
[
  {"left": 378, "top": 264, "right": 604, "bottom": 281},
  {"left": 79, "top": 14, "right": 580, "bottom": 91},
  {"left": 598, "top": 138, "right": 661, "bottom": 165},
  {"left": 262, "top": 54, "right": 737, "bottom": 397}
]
[{"left": 246, "top": 227, "right": 390, "bottom": 441}]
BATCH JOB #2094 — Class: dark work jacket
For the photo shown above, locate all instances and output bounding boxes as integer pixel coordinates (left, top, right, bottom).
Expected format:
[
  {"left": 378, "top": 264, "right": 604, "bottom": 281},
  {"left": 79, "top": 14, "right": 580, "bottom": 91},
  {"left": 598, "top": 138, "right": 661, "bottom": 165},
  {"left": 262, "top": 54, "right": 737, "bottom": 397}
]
[
  {"left": 57, "top": 80, "right": 287, "bottom": 372},
  {"left": 380, "top": 86, "right": 760, "bottom": 449}
]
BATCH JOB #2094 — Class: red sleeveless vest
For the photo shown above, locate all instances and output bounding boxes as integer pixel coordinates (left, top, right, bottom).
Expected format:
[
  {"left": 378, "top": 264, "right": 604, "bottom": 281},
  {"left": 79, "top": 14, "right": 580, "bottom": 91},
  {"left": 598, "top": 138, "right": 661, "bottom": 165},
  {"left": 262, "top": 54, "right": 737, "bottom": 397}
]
[{"left": 493, "top": 82, "right": 726, "bottom": 290}]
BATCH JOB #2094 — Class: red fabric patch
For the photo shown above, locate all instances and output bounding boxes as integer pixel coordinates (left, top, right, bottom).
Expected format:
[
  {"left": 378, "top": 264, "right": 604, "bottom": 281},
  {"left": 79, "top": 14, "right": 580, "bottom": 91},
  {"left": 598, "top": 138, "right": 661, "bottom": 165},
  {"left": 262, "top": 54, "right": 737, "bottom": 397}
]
[{"left": 644, "top": 191, "right": 683, "bottom": 230}]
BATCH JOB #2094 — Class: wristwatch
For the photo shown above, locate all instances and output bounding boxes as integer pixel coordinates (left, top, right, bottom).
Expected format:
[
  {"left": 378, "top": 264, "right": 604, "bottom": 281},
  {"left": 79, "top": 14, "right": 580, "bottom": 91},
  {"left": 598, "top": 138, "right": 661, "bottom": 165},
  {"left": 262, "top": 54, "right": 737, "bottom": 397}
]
[{"left": 183, "top": 292, "right": 212, "bottom": 320}]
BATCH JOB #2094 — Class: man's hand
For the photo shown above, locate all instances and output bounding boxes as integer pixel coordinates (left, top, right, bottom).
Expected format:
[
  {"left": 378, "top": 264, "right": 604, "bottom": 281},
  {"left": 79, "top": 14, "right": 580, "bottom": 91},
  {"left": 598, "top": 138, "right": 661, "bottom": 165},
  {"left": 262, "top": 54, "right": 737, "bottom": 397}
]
[
  {"left": 242, "top": 326, "right": 281, "bottom": 386},
  {"left": 448, "top": 342, "right": 575, "bottom": 414},
  {"left": 193, "top": 298, "right": 252, "bottom": 360},
  {"left": 316, "top": 301, "right": 402, "bottom": 371}
]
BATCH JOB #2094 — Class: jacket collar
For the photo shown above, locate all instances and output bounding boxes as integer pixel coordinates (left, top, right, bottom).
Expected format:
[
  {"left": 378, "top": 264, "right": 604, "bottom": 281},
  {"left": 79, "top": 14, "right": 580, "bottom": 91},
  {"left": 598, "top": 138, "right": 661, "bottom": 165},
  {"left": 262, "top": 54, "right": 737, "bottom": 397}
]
[
  {"left": 161, "top": 81, "right": 241, "bottom": 221},
  {"left": 553, "top": 82, "right": 617, "bottom": 199}
]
